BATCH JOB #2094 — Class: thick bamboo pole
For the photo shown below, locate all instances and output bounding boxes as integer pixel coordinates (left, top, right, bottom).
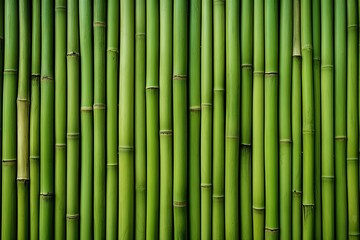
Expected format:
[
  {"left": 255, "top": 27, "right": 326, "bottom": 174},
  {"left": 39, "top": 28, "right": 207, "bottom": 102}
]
[
  {"left": 173, "top": 0, "right": 188, "bottom": 237},
  {"left": 54, "top": 0, "right": 67, "bottom": 239},
  {"left": 159, "top": 0, "right": 173, "bottom": 238},
  {"left": 118, "top": 0, "right": 135, "bottom": 238}
]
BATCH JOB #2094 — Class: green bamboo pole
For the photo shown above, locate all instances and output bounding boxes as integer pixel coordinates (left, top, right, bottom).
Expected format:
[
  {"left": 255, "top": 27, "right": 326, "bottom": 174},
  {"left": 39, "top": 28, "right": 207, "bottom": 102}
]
[
  {"left": 135, "top": 0, "right": 146, "bottom": 238},
  {"left": 173, "top": 0, "right": 188, "bottom": 237},
  {"left": 301, "top": 0, "right": 315, "bottom": 238},
  {"left": 265, "top": 0, "right": 279, "bottom": 238},
  {"left": 79, "top": 0, "right": 93, "bottom": 238},
  {"left": 54, "top": 0, "right": 67, "bottom": 239},
  {"left": 94, "top": 0, "right": 106, "bottom": 238},
  {"left": 119, "top": 0, "right": 135, "bottom": 238},
  {"left": 159, "top": 0, "right": 173, "bottom": 238},
  {"left": 253, "top": 0, "right": 265, "bottom": 238},
  {"left": 146, "top": 0, "right": 160, "bottom": 238},
  {"left": 188, "top": 0, "right": 201, "bottom": 238},
  {"left": 17, "top": 0, "right": 31, "bottom": 238},
  {"left": 347, "top": 0, "right": 360, "bottom": 238},
  {"left": 334, "top": 0, "right": 347, "bottom": 238},
  {"left": 279, "top": 0, "right": 292, "bottom": 239},
  {"left": 312, "top": 0, "right": 322, "bottom": 238},
  {"left": 0, "top": 0, "right": 3, "bottom": 228},
  {"left": 66, "top": 0, "right": 80, "bottom": 237},
  {"left": 30, "top": 0, "right": 41, "bottom": 238},
  {"left": 201, "top": 0, "right": 213, "bottom": 238},
  {"left": 39, "top": 0, "right": 55, "bottom": 237},
  {"left": 212, "top": 0, "right": 225, "bottom": 238},
  {"left": 321, "top": 1, "right": 335, "bottom": 238},
  {"left": 106, "top": 0, "right": 119, "bottom": 238},
  {"left": 292, "top": 0, "right": 302, "bottom": 239},
  {"left": 225, "top": 0, "right": 240, "bottom": 238}
]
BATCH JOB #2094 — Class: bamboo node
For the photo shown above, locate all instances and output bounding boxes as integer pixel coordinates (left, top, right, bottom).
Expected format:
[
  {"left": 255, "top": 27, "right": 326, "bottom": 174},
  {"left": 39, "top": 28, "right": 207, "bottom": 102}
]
[
  {"left": 241, "top": 63, "right": 253, "bottom": 70},
  {"left": 119, "top": 145, "right": 134, "bottom": 151},
  {"left": 348, "top": 232, "right": 360, "bottom": 236},
  {"left": 67, "top": 132, "right": 80, "bottom": 138},
  {"left": 302, "top": 129, "right": 315, "bottom": 134},
  {"left": 41, "top": 76, "right": 54, "bottom": 81},
  {"left": 292, "top": 53, "right": 301, "bottom": 58},
  {"left": 201, "top": 103, "right": 212, "bottom": 107},
  {"left": 347, "top": 24, "right": 359, "bottom": 30},
  {"left": 334, "top": 135, "right": 346, "bottom": 141},
  {"left": 173, "top": 74, "right": 187, "bottom": 80},
  {"left": 214, "top": 0, "right": 225, "bottom": 4},
  {"left": 160, "top": 130, "right": 173, "bottom": 135},
  {"left": 302, "top": 45, "right": 313, "bottom": 52},
  {"left": 146, "top": 85, "right": 159, "bottom": 90},
  {"left": 93, "top": 103, "right": 106, "bottom": 110},
  {"left": 107, "top": 47, "right": 119, "bottom": 53},
  {"left": 17, "top": 98, "right": 29, "bottom": 103},
  {"left": 67, "top": 51, "right": 80, "bottom": 57},
  {"left": 302, "top": 203, "right": 315, "bottom": 207},
  {"left": 346, "top": 157, "right": 358, "bottom": 162},
  {"left": 321, "top": 175, "right": 335, "bottom": 181},
  {"left": 4, "top": 69, "right": 18, "bottom": 74},
  {"left": 2, "top": 158, "right": 16, "bottom": 162},
  {"left": 201, "top": 183, "right": 212, "bottom": 189},
  {"left": 81, "top": 106, "right": 93, "bottom": 111},
  {"left": 252, "top": 206, "right": 265, "bottom": 212},
  {"left": 313, "top": 57, "right": 320, "bottom": 62},
  {"left": 173, "top": 201, "right": 187, "bottom": 207},
  {"left": 30, "top": 155, "right": 40, "bottom": 160},
  {"left": 321, "top": 64, "right": 333, "bottom": 70},
  {"left": 55, "top": 143, "right": 66, "bottom": 148},
  {"left": 226, "top": 135, "right": 239, "bottom": 139},
  {"left": 40, "top": 192, "right": 54, "bottom": 198},
  {"left": 279, "top": 138, "right": 292, "bottom": 143},
  {"left": 213, "top": 195, "right": 224, "bottom": 201},
  {"left": 240, "top": 143, "right": 252, "bottom": 147},
  {"left": 17, "top": 178, "right": 30, "bottom": 182},
  {"left": 253, "top": 71, "right": 264, "bottom": 76},
  {"left": 292, "top": 190, "right": 302, "bottom": 196},
  {"left": 136, "top": 33, "right": 146, "bottom": 38},
  {"left": 31, "top": 73, "right": 41, "bottom": 79},
  {"left": 93, "top": 21, "right": 106, "bottom": 28},
  {"left": 55, "top": 5, "right": 66, "bottom": 11},
  {"left": 214, "top": 88, "right": 225, "bottom": 92},
  {"left": 265, "top": 71, "right": 278, "bottom": 77},
  {"left": 107, "top": 163, "right": 118, "bottom": 167},
  {"left": 265, "top": 227, "right": 279, "bottom": 232},
  {"left": 189, "top": 106, "right": 201, "bottom": 111},
  {"left": 66, "top": 214, "right": 80, "bottom": 220}
]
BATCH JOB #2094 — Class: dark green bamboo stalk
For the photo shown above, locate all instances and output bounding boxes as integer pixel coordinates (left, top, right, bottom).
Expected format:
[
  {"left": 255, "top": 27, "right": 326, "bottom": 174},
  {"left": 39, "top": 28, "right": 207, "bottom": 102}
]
[
  {"left": 119, "top": 0, "right": 135, "bottom": 238},
  {"left": 212, "top": 0, "right": 225, "bottom": 239},
  {"left": 146, "top": 0, "right": 160, "bottom": 238},
  {"left": 279, "top": 0, "right": 292, "bottom": 239},
  {"left": 54, "top": 0, "right": 66, "bottom": 239},
  {"left": 201, "top": 0, "right": 213, "bottom": 238},
  {"left": 0, "top": 0, "right": 3, "bottom": 229},
  {"left": 66, "top": 0, "right": 80, "bottom": 237},
  {"left": 79, "top": 0, "right": 93, "bottom": 239},
  {"left": 30, "top": 0, "right": 41, "bottom": 238},
  {"left": 135, "top": 0, "right": 146, "bottom": 238},
  {"left": 159, "top": 0, "right": 173, "bottom": 238},
  {"left": 253, "top": 0, "right": 265, "bottom": 238},
  {"left": 225, "top": 0, "right": 240, "bottom": 238},
  {"left": 347, "top": 0, "right": 360, "bottom": 238},
  {"left": 94, "top": 0, "right": 106, "bottom": 238},
  {"left": 292, "top": 0, "right": 302, "bottom": 239},
  {"left": 17, "top": 0, "right": 31, "bottom": 238},
  {"left": 264, "top": 0, "right": 279, "bottom": 238},
  {"left": 39, "top": 0, "right": 55, "bottom": 238},
  {"left": 334, "top": 0, "right": 347, "bottom": 238},
  {"left": 321, "top": 1, "right": 335, "bottom": 238},
  {"left": 173, "top": 0, "right": 188, "bottom": 237},
  {"left": 106, "top": 0, "right": 119, "bottom": 238}
]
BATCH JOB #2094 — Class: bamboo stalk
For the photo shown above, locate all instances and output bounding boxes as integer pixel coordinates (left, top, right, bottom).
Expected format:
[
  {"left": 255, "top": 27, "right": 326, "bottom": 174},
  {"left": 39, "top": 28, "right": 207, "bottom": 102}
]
[
  {"left": 279, "top": 0, "right": 292, "bottom": 239},
  {"left": 201, "top": 0, "right": 213, "bottom": 238},
  {"left": 30, "top": 0, "right": 41, "bottom": 238},
  {"left": 264, "top": 0, "right": 279, "bottom": 238},
  {"left": 66, "top": 0, "right": 80, "bottom": 237},
  {"left": 94, "top": 0, "right": 106, "bottom": 238},
  {"left": 135, "top": 0, "right": 146, "bottom": 238},
  {"left": 212, "top": 0, "right": 225, "bottom": 238},
  {"left": 292, "top": 0, "right": 302, "bottom": 239},
  {"left": 17, "top": 0, "right": 31, "bottom": 237},
  {"left": 347, "top": 0, "right": 360, "bottom": 238},
  {"left": 321, "top": 1, "right": 335, "bottom": 238},
  {"left": 39, "top": 0, "right": 55, "bottom": 237},
  {"left": 225, "top": 0, "right": 240, "bottom": 238},
  {"left": 188, "top": 0, "right": 201, "bottom": 238},
  {"left": 54, "top": 0, "right": 67, "bottom": 239},
  {"left": 173, "top": 0, "right": 188, "bottom": 237},
  {"left": 159, "top": 0, "right": 173, "bottom": 238},
  {"left": 79, "top": 0, "right": 93, "bottom": 238},
  {"left": 106, "top": 0, "right": 119, "bottom": 238},
  {"left": 253, "top": 0, "right": 265, "bottom": 238},
  {"left": 0, "top": 0, "right": 3, "bottom": 229},
  {"left": 118, "top": 0, "right": 135, "bottom": 238},
  {"left": 334, "top": 0, "right": 347, "bottom": 238}
]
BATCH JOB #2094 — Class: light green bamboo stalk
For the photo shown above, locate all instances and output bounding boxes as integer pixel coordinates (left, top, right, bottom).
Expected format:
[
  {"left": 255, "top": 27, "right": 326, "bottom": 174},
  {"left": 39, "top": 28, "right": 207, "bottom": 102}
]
[
  {"left": 135, "top": 0, "right": 146, "bottom": 238},
  {"left": 321, "top": 1, "right": 335, "bottom": 238},
  {"left": 30, "top": 0, "right": 41, "bottom": 238},
  {"left": 189, "top": 0, "right": 201, "bottom": 238},
  {"left": 0, "top": 0, "right": 3, "bottom": 228},
  {"left": 66, "top": 0, "right": 80, "bottom": 237},
  {"left": 173, "top": 0, "right": 188, "bottom": 237},
  {"left": 347, "top": 0, "right": 360, "bottom": 238},
  {"left": 279, "top": 0, "right": 292, "bottom": 239},
  {"left": 94, "top": 0, "right": 106, "bottom": 238},
  {"left": 79, "top": 0, "right": 93, "bottom": 239},
  {"left": 253, "top": 0, "right": 265, "bottom": 238},
  {"left": 159, "top": 0, "right": 173, "bottom": 238},
  {"left": 201, "top": 0, "right": 213, "bottom": 238},
  {"left": 334, "top": 0, "right": 347, "bottom": 239},
  {"left": 39, "top": 0, "right": 55, "bottom": 238},
  {"left": 54, "top": 0, "right": 67, "bottom": 239},
  {"left": 146, "top": 0, "right": 160, "bottom": 238},
  {"left": 17, "top": 0, "right": 31, "bottom": 238},
  {"left": 212, "top": 0, "right": 225, "bottom": 239},
  {"left": 225, "top": 0, "right": 240, "bottom": 238},
  {"left": 265, "top": 0, "right": 279, "bottom": 238},
  {"left": 106, "top": 0, "right": 119, "bottom": 238},
  {"left": 119, "top": 0, "right": 135, "bottom": 238},
  {"left": 292, "top": 0, "right": 302, "bottom": 239}
]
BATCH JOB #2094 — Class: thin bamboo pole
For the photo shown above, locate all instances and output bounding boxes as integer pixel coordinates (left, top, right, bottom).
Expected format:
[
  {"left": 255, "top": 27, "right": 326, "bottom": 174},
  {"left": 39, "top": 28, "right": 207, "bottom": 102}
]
[{"left": 0, "top": 0, "right": 3, "bottom": 230}]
